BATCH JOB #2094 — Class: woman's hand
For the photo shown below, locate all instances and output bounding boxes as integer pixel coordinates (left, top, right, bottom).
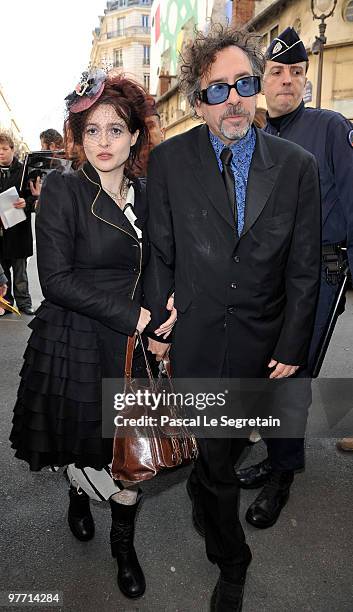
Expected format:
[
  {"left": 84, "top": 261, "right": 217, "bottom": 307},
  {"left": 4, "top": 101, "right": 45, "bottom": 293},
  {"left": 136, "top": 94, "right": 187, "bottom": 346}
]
[
  {"left": 136, "top": 307, "right": 151, "bottom": 333},
  {"left": 148, "top": 338, "right": 170, "bottom": 361},
  {"left": 0, "top": 283, "right": 7, "bottom": 297},
  {"left": 154, "top": 294, "right": 177, "bottom": 339}
]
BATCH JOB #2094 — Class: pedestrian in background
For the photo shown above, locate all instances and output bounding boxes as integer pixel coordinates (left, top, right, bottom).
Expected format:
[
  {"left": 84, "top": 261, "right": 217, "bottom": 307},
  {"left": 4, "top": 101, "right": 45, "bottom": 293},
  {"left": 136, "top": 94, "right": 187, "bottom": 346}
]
[
  {"left": 0, "top": 132, "right": 34, "bottom": 316},
  {"left": 29, "top": 128, "right": 64, "bottom": 202},
  {"left": 0, "top": 262, "right": 8, "bottom": 315},
  {"left": 40, "top": 128, "right": 64, "bottom": 151},
  {"left": 135, "top": 95, "right": 164, "bottom": 177}
]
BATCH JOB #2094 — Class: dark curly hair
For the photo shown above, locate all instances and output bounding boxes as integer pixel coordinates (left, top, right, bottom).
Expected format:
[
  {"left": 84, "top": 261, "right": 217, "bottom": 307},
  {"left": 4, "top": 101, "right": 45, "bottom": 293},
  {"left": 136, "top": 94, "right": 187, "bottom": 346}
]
[
  {"left": 40, "top": 129, "right": 64, "bottom": 149},
  {"left": 64, "top": 73, "right": 148, "bottom": 178},
  {"left": 179, "top": 24, "right": 265, "bottom": 115}
]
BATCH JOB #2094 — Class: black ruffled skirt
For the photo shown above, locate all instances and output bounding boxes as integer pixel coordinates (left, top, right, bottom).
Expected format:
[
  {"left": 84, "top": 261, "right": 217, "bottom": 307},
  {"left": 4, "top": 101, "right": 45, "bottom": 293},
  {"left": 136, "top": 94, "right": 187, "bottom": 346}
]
[{"left": 10, "top": 301, "right": 129, "bottom": 471}]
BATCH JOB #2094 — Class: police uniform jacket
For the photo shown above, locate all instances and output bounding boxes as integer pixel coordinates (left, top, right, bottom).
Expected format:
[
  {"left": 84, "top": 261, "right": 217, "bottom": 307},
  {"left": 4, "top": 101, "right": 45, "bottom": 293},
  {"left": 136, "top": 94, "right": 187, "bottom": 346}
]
[
  {"left": 265, "top": 101, "right": 353, "bottom": 273},
  {"left": 144, "top": 125, "right": 321, "bottom": 377}
]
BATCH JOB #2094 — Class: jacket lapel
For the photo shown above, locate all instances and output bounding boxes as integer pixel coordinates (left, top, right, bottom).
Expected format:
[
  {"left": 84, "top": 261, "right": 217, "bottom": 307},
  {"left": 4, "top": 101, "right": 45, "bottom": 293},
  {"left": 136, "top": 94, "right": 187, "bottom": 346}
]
[
  {"left": 80, "top": 163, "right": 140, "bottom": 241},
  {"left": 241, "top": 128, "right": 282, "bottom": 238},
  {"left": 191, "top": 124, "right": 235, "bottom": 229}
]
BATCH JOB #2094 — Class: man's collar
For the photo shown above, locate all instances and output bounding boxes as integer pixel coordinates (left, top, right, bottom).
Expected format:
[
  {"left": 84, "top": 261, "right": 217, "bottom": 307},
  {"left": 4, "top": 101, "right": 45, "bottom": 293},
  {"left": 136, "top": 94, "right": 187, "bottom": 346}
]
[
  {"left": 209, "top": 126, "right": 255, "bottom": 154},
  {"left": 266, "top": 100, "right": 305, "bottom": 131}
]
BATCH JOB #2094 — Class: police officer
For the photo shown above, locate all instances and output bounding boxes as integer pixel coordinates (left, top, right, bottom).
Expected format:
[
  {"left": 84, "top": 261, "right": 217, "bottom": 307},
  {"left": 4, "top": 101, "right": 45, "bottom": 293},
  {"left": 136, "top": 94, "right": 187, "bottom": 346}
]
[{"left": 235, "top": 27, "right": 353, "bottom": 528}]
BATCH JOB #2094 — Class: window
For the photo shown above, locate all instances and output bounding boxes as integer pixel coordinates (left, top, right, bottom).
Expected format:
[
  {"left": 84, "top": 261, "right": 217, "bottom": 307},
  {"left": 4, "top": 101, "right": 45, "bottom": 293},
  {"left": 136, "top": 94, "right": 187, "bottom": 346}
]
[
  {"left": 143, "top": 74, "right": 150, "bottom": 91},
  {"left": 114, "top": 48, "right": 123, "bottom": 67},
  {"left": 142, "top": 14, "right": 149, "bottom": 28},
  {"left": 270, "top": 25, "right": 279, "bottom": 42},
  {"left": 143, "top": 45, "right": 150, "bottom": 65},
  {"left": 261, "top": 25, "right": 279, "bottom": 50},
  {"left": 117, "top": 17, "right": 125, "bottom": 35},
  {"left": 293, "top": 18, "right": 301, "bottom": 36},
  {"left": 261, "top": 32, "right": 268, "bottom": 49},
  {"left": 343, "top": 0, "right": 353, "bottom": 21}
]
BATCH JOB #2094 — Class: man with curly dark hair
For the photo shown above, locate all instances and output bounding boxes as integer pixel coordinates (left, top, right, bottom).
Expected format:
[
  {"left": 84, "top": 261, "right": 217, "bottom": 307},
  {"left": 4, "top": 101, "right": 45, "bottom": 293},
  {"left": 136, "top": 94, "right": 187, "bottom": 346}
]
[{"left": 145, "top": 25, "right": 321, "bottom": 611}]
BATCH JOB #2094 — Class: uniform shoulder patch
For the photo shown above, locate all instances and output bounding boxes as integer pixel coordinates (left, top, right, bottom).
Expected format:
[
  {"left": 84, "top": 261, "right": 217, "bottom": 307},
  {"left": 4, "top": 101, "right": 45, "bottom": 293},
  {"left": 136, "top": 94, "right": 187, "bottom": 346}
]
[{"left": 348, "top": 129, "right": 353, "bottom": 148}]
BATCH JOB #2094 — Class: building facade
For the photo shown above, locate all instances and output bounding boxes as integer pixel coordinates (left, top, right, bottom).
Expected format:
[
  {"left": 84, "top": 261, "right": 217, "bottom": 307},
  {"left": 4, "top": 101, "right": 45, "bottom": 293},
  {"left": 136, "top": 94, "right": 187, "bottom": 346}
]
[
  {"left": 151, "top": 0, "right": 353, "bottom": 140},
  {"left": 243, "top": 0, "right": 353, "bottom": 119},
  {"left": 151, "top": 0, "right": 233, "bottom": 138},
  {"left": 0, "top": 85, "right": 29, "bottom": 159},
  {"left": 91, "top": 0, "right": 152, "bottom": 91}
]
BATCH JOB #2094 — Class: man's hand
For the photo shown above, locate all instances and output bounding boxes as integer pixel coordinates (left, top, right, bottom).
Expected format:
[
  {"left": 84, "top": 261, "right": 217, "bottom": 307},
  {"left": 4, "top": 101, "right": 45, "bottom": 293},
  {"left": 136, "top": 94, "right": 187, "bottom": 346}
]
[
  {"left": 154, "top": 294, "right": 177, "bottom": 339},
  {"left": 136, "top": 307, "right": 151, "bottom": 333},
  {"left": 148, "top": 338, "right": 170, "bottom": 361},
  {"left": 13, "top": 197, "right": 26, "bottom": 209},
  {"left": 29, "top": 176, "right": 42, "bottom": 197},
  {"left": 0, "top": 283, "right": 7, "bottom": 297},
  {"left": 268, "top": 359, "right": 299, "bottom": 379}
]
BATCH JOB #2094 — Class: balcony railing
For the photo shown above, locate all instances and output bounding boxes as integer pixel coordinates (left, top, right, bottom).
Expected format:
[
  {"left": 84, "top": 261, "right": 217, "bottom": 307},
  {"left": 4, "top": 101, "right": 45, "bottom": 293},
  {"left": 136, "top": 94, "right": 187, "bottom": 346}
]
[{"left": 101, "top": 26, "right": 150, "bottom": 40}]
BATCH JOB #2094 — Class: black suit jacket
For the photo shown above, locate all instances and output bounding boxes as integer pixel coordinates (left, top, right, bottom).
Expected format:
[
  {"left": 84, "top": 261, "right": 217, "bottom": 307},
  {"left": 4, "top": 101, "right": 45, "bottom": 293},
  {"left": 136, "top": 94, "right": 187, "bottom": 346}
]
[{"left": 144, "top": 125, "right": 321, "bottom": 377}]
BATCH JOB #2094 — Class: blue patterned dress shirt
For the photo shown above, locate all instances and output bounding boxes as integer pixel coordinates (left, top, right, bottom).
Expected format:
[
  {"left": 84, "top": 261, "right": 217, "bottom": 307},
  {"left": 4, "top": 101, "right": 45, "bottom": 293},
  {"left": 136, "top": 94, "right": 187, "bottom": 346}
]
[{"left": 209, "top": 127, "right": 256, "bottom": 235}]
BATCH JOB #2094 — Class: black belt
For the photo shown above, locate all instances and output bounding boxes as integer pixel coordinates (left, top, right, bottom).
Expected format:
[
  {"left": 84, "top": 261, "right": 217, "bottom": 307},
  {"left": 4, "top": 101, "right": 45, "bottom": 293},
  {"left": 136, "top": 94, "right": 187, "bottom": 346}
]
[
  {"left": 322, "top": 242, "right": 345, "bottom": 256},
  {"left": 322, "top": 242, "right": 347, "bottom": 285}
]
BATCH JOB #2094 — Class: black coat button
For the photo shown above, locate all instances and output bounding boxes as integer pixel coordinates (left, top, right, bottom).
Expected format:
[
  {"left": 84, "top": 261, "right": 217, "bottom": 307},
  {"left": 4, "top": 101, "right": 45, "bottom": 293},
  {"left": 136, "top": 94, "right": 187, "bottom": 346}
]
[
  {"left": 231, "top": 282, "right": 237, "bottom": 289},
  {"left": 227, "top": 306, "right": 236, "bottom": 314},
  {"left": 233, "top": 255, "right": 240, "bottom": 263}
]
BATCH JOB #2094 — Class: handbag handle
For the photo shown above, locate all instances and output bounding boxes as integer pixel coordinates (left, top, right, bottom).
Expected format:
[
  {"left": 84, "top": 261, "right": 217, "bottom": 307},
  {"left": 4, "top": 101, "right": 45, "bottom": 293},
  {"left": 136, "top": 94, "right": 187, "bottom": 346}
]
[
  {"left": 124, "top": 332, "right": 155, "bottom": 384},
  {"left": 161, "top": 355, "right": 172, "bottom": 378},
  {"left": 124, "top": 334, "right": 136, "bottom": 380}
]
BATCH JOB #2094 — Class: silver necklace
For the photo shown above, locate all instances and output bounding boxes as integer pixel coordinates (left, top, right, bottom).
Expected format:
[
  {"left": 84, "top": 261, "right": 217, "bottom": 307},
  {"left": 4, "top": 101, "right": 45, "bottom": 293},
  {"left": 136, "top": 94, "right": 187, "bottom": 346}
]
[{"left": 104, "top": 177, "right": 129, "bottom": 208}]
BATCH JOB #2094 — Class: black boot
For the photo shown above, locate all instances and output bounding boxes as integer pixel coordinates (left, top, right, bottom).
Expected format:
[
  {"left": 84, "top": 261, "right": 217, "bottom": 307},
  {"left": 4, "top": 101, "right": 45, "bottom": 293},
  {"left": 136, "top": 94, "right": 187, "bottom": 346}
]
[
  {"left": 245, "top": 470, "right": 294, "bottom": 529},
  {"left": 68, "top": 486, "right": 95, "bottom": 541},
  {"left": 186, "top": 470, "right": 205, "bottom": 538},
  {"left": 235, "top": 458, "right": 272, "bottom": 489},
  {"left": 110, "top": 492, "right": 146, "bottom": 599},
  {"left": 210, "top": 577, "right": 245, "bottom": 612},
  {"left": 211, "top": 546, "right": 252, "bottom": 611}
]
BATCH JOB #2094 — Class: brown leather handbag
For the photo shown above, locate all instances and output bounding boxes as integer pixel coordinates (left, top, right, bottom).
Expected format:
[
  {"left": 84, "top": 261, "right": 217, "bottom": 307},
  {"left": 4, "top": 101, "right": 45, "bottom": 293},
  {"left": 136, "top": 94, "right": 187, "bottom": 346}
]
[{"left": 111, "top": 333, "right": 198, "bottom": 482}]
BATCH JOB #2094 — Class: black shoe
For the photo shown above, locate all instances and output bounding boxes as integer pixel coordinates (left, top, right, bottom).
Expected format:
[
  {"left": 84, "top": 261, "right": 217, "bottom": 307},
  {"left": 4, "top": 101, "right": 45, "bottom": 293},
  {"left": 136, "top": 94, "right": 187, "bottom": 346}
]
[
  {"left": 68, "top": 486, "right": 95, "bottom": 541},
  {"left": 186, "top": 470, "right": 205, "bottom": 538},
  {"left": 210, "top": 577, "right": 245, "bottom": 612},
  {"left": 245, "top": 471, "right": 294, "bottom": 529},
  {"left": 235, "top": 458, "right": 273, "bottom": 489},
  {"left": 110, "top": 492, "right": 146, "bottom": 599},
  {"left": 20, "top": 306, "right": 35, "bottom": 315}
]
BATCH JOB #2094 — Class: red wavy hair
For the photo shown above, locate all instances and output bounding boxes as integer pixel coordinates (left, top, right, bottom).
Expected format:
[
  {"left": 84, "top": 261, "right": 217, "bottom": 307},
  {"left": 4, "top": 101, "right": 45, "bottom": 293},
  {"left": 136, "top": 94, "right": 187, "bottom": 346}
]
[{"left": 64, "top": 74, "right": 149, "bottom": 178}]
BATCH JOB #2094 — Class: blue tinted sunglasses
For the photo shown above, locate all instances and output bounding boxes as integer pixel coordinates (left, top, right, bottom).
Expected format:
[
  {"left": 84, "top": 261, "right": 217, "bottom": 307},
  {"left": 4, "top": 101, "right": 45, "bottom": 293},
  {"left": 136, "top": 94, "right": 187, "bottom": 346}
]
[{"left": 198, "top": 76, "right": 261, "bottom": 105}]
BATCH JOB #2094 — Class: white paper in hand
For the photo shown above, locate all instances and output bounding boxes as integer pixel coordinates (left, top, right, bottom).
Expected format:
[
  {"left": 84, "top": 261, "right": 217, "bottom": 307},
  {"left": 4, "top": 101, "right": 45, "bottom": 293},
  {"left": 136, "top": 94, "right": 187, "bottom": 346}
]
[{"left": 0, "top": 186, "right": 26, "bottom": 229}]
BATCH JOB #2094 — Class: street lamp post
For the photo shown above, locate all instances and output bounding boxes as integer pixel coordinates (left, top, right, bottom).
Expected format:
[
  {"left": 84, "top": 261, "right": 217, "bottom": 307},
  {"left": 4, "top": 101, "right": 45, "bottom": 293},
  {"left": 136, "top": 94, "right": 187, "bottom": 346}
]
[{"left": 311, "top": 0, "right": 337, "bottom": 108}]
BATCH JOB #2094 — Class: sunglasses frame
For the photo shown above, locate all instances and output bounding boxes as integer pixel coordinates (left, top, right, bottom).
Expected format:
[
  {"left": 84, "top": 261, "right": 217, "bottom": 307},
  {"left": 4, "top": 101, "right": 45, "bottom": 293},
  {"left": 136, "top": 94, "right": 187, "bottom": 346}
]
[{"left": 198, "top": 76, "right": 261, "bottom": 105}]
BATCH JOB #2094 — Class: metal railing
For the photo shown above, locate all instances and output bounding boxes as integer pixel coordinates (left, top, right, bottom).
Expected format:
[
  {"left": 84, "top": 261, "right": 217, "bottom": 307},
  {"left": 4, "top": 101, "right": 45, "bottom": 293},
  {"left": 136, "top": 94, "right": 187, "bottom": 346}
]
[{"left": 102, "top": 26, "right": 150, "bottom": 40}]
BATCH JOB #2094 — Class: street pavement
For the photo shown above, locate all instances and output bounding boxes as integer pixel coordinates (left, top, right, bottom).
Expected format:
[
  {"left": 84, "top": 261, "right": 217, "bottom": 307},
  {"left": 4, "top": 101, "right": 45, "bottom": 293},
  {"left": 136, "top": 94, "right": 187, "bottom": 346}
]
[{"left": 1, "top": 245, "right": 353, "bottom": 612}]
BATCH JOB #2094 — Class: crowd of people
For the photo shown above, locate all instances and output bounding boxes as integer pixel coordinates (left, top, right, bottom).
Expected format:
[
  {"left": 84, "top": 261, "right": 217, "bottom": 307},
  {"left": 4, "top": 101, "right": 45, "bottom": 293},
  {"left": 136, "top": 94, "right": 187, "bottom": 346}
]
[{"left": 1, "top": 23, "right": 352, "bottom": 611}]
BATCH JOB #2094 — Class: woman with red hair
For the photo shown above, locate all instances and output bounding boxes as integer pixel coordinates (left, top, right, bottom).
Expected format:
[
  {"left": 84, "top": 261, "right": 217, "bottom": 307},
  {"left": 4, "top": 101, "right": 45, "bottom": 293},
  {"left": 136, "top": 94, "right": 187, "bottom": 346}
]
[{"left": 10, "top": 71, "right": 159, "bottom": 599}]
